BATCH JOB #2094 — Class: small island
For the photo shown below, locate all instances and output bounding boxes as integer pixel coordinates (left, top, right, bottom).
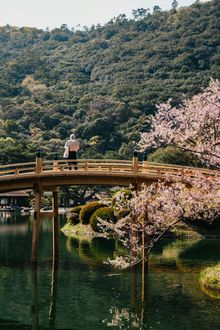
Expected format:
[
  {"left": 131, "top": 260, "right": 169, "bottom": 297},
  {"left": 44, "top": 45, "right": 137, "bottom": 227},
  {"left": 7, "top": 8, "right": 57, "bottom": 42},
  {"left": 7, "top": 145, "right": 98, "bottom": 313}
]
[{"left": 200, "top": 264, "right": 220, "bottom": 299}]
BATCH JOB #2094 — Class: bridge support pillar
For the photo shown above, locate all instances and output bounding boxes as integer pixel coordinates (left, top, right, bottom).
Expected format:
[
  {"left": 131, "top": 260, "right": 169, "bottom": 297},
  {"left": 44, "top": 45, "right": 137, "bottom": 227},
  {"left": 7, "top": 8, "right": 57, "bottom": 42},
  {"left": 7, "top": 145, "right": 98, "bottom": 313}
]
[
  {"left": 52, "top": 190, "right": 59, "bottom": 259},
  {"left": 31, "top": 190, "right": 41, "bottom": 263},
  {"left": 31, "top": 186, "right": 59, "bottom": 263}
]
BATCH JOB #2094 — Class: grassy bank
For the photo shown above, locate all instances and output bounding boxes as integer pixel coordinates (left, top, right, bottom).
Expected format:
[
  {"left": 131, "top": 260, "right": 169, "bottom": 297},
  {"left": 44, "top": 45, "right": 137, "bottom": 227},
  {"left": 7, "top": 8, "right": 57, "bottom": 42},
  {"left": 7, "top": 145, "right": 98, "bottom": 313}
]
[
  {"left": 170, "top": 220, "right": 220, "bottom": 239},
  {"left": 61, "top": 222, "right": 103, "bottom": 240}
]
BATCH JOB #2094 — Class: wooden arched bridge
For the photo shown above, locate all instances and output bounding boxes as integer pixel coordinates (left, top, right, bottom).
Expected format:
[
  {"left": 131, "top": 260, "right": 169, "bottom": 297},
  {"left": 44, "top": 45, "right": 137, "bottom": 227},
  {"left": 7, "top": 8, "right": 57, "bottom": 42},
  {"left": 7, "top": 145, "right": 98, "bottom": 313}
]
[
  {"left": 0, "top": 156, "right": 218, "bottom": 193},
  {"left": 0, "top": 155, "right": 219, "bottom": 263}
]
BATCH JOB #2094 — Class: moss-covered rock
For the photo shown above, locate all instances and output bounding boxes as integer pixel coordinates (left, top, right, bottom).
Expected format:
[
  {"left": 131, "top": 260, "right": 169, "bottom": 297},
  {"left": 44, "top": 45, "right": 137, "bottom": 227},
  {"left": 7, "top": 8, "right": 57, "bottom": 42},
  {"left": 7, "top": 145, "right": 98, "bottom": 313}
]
[
  {"left": 79, "top": 201, "right": 104, "bottom": 225},
  {"left": 90, "top": 206, "right": 117, "bottom": 232}
]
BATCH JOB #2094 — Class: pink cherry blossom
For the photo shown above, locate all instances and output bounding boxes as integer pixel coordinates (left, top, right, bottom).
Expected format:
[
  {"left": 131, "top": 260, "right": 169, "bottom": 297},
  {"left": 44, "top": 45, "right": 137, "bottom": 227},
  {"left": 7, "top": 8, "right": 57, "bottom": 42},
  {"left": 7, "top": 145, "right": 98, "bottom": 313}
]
[
  {"left": 102, "top": 175, "right": 220, "bottom": 269},
  {"left": 139, "top": 79, "right": 220, "bottom": 168},
  {"left": 100, "top": 80, "right": 220, "bottom": 269}
]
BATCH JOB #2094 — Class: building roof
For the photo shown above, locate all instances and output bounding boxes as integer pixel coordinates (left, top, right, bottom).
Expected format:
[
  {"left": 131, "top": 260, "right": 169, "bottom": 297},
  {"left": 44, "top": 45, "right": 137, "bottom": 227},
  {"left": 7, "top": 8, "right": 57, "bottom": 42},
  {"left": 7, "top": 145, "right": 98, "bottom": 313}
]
[{"left": 0, "top": 190, "right": 30, "bottom": 197}]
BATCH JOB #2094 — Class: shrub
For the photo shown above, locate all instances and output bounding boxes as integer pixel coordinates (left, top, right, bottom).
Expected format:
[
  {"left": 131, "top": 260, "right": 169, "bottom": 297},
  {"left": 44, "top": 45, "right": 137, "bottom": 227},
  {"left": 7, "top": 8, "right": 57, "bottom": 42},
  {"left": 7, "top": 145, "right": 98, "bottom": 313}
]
[
  {"left": 67, "top": 205, "right": 82, "bottom": 225},
  {"left": 67, "top": 212, "right": 80, "bottom": 225},
  {"left": 90, "top": 206, "right": 117, "bottom": 232},
  {"left": 116, "top": 208, "right": 130, "bottom": 220},
  {"left": 79, "top": 201, "right": 104, "bottom": 225},
  {"left": 147, "top": 146, "right": 202, "bottom": 167},
  {"left": 69, "top": 205, "right": 82, "bottom": 215}
]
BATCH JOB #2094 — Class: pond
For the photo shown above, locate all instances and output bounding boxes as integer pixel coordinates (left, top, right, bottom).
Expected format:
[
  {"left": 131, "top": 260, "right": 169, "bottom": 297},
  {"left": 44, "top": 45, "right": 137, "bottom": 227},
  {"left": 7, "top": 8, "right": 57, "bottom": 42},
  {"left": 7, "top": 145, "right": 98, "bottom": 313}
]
[{"left": 0, "top": 213, "right": 220, "bottom": 330}]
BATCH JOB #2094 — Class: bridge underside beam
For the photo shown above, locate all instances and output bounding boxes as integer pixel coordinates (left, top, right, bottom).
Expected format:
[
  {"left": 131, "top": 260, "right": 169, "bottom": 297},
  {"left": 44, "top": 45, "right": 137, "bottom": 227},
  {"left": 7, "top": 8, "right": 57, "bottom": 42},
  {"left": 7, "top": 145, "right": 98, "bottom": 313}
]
[{"left": 0, "top": 173, "right": 156, "bottom": 193}]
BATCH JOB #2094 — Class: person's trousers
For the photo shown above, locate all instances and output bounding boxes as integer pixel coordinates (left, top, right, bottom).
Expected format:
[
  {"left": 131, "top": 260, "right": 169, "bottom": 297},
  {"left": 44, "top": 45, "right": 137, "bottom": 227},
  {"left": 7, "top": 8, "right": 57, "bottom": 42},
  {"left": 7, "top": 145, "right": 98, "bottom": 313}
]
[{"left": 68, "top": 151, "right": 77, "bottom": 170}]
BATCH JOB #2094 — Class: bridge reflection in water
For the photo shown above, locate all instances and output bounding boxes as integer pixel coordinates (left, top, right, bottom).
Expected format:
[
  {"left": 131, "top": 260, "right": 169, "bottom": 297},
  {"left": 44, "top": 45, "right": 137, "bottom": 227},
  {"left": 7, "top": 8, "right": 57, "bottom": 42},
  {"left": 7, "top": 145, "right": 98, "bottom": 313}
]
[
  {"left": 30, "top": 257, "right": 147, "bottom": 330},
  {"left": 31, "top": 259, "right": 58, "bottom": 330}
]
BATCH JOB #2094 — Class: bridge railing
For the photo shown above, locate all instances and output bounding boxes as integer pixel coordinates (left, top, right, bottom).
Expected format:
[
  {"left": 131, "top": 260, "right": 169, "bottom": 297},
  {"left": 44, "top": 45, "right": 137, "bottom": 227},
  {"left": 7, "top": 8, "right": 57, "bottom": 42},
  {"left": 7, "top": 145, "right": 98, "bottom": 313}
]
[
  {"left": 0, "top": 162, "right": 36, "bottom": 176},
  {"left": 42, "top": 159, "right": 134, "bottom": 173},
  {"left": 0, "top": 159, "right": 135, "bottom": 177},
  {"left": 0, "top": 157, "right": 219, "bottom": 180},
  {"left": 141, "top": 161, "right": 218, "bottom": 179}
]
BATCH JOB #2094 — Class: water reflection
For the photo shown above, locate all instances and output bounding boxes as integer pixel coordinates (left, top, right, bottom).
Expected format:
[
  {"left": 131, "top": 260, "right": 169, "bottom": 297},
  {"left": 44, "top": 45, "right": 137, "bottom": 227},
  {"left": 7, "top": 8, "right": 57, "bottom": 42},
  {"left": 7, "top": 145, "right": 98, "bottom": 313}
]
[
  {"left": 102, "top": 306, "right": 143, "bottom": 329},
  {"left": 31, "top": 266, "right": 39, "bottom": 330},
  {"left": 0, "top": 211, "right": 22, "bottom": 223},
  {"left": 48, "top": 260, "right": 58, "bottom": 327},
  {"left": 178, "top": 239, "right": 220, "bottom": 263},
  {"left": 66, "top": 236, "right": 149, "bottom": 328},
  {"left": 1, "top": 214, "right": 220, "bottom": 329},
  {"left": 31, "top": 261, "right": 58, "bottom": 330},
  {"left": 66, "top": 236, "right": 116, "bottom": 268},
  {"left": 0, "top": 213, "right": 30, "bottom": 235},
  {"left": 29, "top": 261, "right": 148, "bottom": 329}
]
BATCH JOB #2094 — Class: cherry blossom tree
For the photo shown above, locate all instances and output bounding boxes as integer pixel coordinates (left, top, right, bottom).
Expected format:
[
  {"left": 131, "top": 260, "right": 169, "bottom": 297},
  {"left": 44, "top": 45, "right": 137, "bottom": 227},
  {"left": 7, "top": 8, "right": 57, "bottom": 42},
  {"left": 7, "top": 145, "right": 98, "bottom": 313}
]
[
  {"left": 98, "top": 80, "right": 220, "bottom": 270},
  {"left": 139, "top": 79, "right": 220, "bottom": 168},
  {"left": 101, "top": 174, "right": 220, "bottom": 269}
]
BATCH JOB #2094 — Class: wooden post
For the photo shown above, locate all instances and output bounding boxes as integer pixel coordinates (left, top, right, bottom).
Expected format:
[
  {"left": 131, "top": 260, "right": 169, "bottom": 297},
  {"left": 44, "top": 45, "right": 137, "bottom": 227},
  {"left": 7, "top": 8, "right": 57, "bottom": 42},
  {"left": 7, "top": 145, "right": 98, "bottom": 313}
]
[
  {"left": 35, "top": 149, "right": 42, "bottom": 174},
  {"left": 142, "top": 152, "right": 148, "bottom": 173},
  {"left": 31, "top": 191, "right": 41, "bottom": 263},
  {"left": 52, "top": 190, "right": 59, "bottom": 259},
  {"left": 53, "top": 154, "right": 59, "bottom": 172},
  {"left": 181, "top": 167, "right": 185, "bottom": 179},
  {"left": 133, "top": 151, "right": 139, "bottom": 176}
]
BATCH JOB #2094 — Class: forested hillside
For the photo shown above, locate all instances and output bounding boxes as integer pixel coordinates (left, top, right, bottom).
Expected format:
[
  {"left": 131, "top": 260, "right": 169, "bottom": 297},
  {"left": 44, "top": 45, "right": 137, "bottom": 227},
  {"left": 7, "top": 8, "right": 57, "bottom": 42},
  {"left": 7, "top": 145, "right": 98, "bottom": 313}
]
[{"left": 0, "top": 0, "right": 219, "bottom": 163}]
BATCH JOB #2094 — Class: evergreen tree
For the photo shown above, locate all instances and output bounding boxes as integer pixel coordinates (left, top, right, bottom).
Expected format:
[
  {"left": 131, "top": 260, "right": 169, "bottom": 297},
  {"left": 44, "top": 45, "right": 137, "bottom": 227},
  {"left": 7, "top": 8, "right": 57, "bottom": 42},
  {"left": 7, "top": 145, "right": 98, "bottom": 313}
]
[{"left": 172, "top": 0, "right": 178, "bottom": 10}]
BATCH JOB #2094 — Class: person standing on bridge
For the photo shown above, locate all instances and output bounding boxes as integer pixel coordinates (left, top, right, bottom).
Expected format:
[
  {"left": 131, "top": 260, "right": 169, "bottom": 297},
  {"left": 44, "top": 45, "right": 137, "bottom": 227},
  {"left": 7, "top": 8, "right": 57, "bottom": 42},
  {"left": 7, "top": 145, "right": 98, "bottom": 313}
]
[{"left": 64, "top": 134, "right": 80, "bottom": 170}]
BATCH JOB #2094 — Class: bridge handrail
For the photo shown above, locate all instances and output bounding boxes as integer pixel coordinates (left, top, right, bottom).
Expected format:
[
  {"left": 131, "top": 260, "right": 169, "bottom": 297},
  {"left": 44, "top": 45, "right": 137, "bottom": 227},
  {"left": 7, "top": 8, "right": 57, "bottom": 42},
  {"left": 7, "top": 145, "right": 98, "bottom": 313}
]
[
  {"left": 42, "top": 159, "right": 134, "bottom": 172},
  {"left": 0, "top": 159, "right": 136, "bottom": 177},
  {"left": 0, "top": 161, "right": 35, "bottom": 169},
  {"left": 0, "top": 167, "right": 36, "bottom": 175},
  {"left": 0, "top": 158, "right": 219, "bottom": 179},
  {"left": 142, "top": 160, "right": 219, "bottom": 172},
  {"left": 42, "top": 159, "right": 132, "bottom": 164}
]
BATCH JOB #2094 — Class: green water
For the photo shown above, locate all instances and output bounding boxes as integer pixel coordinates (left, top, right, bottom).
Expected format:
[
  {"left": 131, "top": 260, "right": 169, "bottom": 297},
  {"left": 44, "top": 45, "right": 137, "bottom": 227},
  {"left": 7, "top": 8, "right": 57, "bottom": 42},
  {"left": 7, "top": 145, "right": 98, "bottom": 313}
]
[{"left": 0, "top": 213, "right": 220, "bottom": 330}]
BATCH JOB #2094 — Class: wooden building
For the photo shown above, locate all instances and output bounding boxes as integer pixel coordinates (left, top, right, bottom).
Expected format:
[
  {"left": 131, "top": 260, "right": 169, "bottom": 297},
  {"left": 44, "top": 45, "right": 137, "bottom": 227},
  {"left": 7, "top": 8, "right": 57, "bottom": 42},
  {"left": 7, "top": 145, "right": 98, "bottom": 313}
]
[{"left": 0, "top": 190, "right": 29, "bottom": 207}]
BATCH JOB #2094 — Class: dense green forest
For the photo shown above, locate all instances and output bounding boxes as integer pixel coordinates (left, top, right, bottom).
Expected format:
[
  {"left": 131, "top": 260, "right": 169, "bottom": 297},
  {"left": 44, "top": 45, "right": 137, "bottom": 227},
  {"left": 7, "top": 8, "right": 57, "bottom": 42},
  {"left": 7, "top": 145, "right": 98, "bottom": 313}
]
[{"left": 0, "top": 0, "right": 219, "bottom": 163}]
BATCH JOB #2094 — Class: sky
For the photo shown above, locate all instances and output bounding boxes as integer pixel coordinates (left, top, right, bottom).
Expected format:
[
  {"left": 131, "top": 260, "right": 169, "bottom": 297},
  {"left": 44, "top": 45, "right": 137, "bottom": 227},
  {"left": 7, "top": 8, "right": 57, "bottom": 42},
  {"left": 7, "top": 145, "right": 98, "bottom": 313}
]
[{"left": 0, "top": 0, "right": 199, "bottom": 30}]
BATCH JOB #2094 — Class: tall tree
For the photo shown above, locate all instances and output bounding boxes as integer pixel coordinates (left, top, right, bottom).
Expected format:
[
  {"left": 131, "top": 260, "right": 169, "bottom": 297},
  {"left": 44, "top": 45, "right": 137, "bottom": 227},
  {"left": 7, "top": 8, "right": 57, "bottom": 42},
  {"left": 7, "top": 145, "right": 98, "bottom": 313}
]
[
  {"left": 172, "top": 0, "right": 178, "bottom": 10},
  {"left": 132, "top": 8, "right": 149, "bottom": 19}
]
